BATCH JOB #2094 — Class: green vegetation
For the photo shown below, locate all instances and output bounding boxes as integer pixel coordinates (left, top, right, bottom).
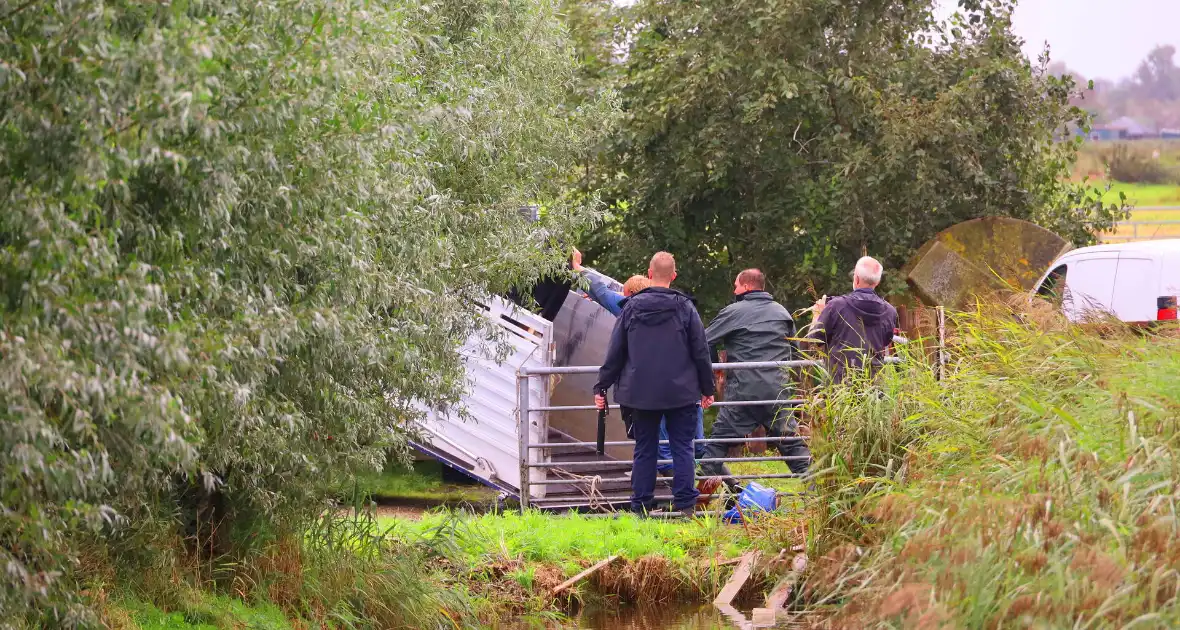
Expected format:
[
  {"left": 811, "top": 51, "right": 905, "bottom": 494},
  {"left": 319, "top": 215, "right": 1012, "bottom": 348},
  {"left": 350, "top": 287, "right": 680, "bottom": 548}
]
[
  {"left": 0, "top": 0, "right": 610, "bottom": 625},
  {"left": 803, "top": 309, "right": 1180, "bottom": 626},
  {"left": 1090, "top": 180, "right": 1180, "bottom": 240},
  {"left": 1098, "top": 181, "right": 1180, "bottom": 206},
  {"left": 109, "top": 595, "right": 292, "bottom": 630},
  {"left": 574, "top": 0, "right": 1121, "bottom": 315},
  {"left": 381, "top": 511, "right": 751, "bottom": 566},
  {"left": 3, "top": 0, "right": 1152, "bottom": 625},
  {"left": 347, "top": 460, "right": 498, "bottom": 505},
  {"left": 373, "top": 509, "right": 803, "bottom": 615}
]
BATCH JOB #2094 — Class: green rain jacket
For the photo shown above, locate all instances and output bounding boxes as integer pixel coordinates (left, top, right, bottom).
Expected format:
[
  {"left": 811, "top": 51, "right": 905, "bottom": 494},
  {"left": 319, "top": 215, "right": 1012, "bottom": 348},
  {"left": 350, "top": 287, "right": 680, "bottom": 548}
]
[{"left": 705, "top": 291, "right": 797, "bottom": 403}]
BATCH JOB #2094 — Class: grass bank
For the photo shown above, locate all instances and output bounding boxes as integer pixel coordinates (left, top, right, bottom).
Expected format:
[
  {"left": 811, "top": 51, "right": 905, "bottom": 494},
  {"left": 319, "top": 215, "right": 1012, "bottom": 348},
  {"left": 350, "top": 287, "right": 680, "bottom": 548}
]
[
  {"left": 95, "top": 506, "right": 804, "bottom": 628},
  {"left": 377, "top": 509, "right": 804, "bottom": 616},
  {"left": 345, "top": 459, "right": 500, "bottom": 506},
  {"left": 802, "top": 308, "right": 1180, "bottom": 627}
]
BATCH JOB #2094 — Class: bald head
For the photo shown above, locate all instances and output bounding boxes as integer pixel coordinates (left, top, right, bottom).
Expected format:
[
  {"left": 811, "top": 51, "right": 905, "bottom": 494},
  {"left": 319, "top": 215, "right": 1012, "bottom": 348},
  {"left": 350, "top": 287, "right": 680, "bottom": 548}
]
[
  {"left": 648, "top": 251, "right": 677, "bottom": 286},
  {"left": 853, "top": 256, "right": 883, "bottom": 289},
  {"left": 735, "top": 269, "right": 765, "bottom": 294}
]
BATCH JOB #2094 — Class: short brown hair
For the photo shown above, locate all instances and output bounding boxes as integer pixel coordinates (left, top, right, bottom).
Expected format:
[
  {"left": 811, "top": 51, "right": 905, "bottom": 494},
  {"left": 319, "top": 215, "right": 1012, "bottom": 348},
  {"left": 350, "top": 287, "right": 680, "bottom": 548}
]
[
  {"left": 622, "top": 275, "right": 652, "bottom": 297},
  {"left": 736, "top": 268, "right": 765, "bottom": 290},
  {"left": 649, "top": 251, "right": 676, "bottom": 282}
]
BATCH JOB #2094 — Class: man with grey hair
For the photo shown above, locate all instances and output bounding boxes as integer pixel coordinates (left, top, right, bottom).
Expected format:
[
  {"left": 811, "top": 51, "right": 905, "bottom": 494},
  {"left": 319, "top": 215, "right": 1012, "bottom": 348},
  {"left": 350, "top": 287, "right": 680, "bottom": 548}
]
[{"left": 808, "top": 256, "right": 899, "bottom": 384}]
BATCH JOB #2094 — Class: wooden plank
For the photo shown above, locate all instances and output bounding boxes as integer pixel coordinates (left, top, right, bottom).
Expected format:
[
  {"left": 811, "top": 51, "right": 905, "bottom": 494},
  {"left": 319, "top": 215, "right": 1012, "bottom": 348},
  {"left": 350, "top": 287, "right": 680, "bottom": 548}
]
[
  {"left": 765, "top": 554, "right": 808, "bottom": 611},
  {"left": 715, "top": 603, "right": 752, "bottom": 630},
  {"left": 551, "top": 555, "right": 619, "bottom": 596},
  {"left": 765, "top": 577, "right": 795, "bottom": 610},
  {"left": 752, "top": 608, "right": 777, "bottom": 627},
  {"left": 713, "top": 551, "right": 760, "bottom": 606}
]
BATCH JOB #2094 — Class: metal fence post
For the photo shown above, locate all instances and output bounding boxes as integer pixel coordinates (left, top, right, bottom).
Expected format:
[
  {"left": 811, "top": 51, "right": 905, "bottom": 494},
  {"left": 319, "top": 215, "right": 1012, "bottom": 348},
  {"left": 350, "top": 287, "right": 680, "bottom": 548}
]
[
  {"left": 936, "top": 306, "right": 946, "bottom": 382},
  {"left": 517, "top": 371, "right": 531, "bottom": 511}
]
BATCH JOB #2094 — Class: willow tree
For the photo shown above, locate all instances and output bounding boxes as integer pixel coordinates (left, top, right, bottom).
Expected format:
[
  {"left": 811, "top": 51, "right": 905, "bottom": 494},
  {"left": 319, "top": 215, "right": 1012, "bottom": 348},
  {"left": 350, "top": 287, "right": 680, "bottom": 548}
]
[
  {"left": 581, "top": 0, "right": 1123, "bottom": 315},
  {"left": 0, "top": 0, "right": 610, "bottom": 621}
]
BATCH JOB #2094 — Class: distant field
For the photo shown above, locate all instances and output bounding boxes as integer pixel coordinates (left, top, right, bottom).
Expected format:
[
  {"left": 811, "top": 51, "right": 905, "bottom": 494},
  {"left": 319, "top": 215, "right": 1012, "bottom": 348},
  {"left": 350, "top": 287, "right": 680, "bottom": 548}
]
[
  {"left": 1095, "top": 181, "right": 1180, "bottom": 207},
  {"left": 1094, "top": 181, "right": 1180, "bottom": 241}
]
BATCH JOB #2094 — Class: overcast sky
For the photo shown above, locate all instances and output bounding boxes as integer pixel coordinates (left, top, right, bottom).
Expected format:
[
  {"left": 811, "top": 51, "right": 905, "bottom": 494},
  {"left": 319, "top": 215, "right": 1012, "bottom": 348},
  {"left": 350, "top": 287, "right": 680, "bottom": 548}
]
[{"left": 935, "top": 0, "right": 1180, "bottom": 81}]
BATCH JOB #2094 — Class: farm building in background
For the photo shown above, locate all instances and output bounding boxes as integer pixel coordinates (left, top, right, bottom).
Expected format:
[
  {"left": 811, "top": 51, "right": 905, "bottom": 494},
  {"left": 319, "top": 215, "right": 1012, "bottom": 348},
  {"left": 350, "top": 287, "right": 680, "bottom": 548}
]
[{"left": 1090, "top": 116, "right": 1156, "bottom": 141}]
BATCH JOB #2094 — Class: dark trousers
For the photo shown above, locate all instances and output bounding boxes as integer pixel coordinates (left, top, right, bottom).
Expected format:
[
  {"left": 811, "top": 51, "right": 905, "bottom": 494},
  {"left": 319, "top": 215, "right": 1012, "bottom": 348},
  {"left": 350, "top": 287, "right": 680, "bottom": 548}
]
[
  {"left": 631, "top": 405, "right": 699, "bottom": 511},
  {"left": 657, "top": 407, "right": 706, "bottom": 472},
  {"left": 700, "top": 405, "right": 811, "bottom": 477}
]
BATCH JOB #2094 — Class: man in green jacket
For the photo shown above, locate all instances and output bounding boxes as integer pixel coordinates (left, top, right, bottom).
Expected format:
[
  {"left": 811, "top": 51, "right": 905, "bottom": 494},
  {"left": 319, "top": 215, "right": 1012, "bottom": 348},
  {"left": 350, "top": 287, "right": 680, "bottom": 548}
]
[{"left": 700, "top": 269, "right": 810, "bottom": 481}]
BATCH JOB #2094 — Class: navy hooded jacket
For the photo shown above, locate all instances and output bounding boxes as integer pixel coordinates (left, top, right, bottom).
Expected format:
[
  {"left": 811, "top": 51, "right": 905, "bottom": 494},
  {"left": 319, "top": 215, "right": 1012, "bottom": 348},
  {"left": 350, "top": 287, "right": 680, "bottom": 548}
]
[
  {"left": 594, "top": 287, "right": 715, "bottom": 410},
  {"left": 809, "top": 288, "right": 899, "bottom": 383}
]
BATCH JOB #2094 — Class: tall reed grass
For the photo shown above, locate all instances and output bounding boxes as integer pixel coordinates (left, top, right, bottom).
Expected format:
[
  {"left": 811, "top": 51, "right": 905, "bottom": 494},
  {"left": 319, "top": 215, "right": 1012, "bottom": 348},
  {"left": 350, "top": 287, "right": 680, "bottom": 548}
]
[{"left": 804, "top": 307, "right": 1180, "bottom": 627}]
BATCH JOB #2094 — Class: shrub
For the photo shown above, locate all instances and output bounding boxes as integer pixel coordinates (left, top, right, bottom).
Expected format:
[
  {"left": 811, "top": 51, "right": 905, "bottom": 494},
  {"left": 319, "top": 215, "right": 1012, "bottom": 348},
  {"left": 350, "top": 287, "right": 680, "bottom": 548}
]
[
  {"left": 1106, "top": 143, "right": 1180, "bottom": 183},
  {"left": 0, "top": 0, "right": 611, "bottom": 622}
]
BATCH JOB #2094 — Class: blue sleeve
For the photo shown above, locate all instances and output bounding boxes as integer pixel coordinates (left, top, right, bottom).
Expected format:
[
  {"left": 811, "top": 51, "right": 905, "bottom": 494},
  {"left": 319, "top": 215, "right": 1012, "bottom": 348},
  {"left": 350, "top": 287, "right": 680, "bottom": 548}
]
[
  {"left": 595, "top": 311, "right": 628, "bottom": 393},
  {"left": 586, "top": 275, "right": 624, "bottom": 316}
]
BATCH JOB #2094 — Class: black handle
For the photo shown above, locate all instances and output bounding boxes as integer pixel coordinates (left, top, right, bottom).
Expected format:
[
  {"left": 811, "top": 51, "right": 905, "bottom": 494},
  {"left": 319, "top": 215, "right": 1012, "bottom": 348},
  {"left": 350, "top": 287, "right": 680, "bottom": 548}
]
[{"left": 596, "top": 392, "right": 607, "bottom": 456}]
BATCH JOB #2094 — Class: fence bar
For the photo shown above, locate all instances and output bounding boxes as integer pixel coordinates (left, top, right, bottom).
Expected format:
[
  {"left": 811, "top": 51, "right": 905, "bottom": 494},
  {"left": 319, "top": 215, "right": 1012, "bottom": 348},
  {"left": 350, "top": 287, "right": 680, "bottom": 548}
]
[
  {"left": 528, "top": 435, "right": 808, "bottom": 449},
  {"left": 522, "top": 357, "right": 900, "bottom": 377},
  {"left": 577, "top": 510, "right": 731, "bottom": 518},
  {"left": 522, "top": 359, "right": 820, "bottom": 376},
  {"left": 529, "top": 398, "right": 807, "bottom": 412},
  {"left": 529, "top": 455, "right": 809, "bottom": 468},
  {"left": 529, "top": 473, "right": 806, "bottom": 485},
  {"left": 516, "top": 373, "right": 530, "bottom": 511},
  {"left": 530, "top": 491, "right": 794, "bottom": 504}
]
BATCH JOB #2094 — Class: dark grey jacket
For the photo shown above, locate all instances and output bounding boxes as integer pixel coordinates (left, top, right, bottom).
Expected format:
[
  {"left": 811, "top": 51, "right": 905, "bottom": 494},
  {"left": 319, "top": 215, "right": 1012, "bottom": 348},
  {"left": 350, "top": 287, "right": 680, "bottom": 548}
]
[
  {"left": 705, "top": 291, "right": 796, "bottom": 402},
  {"left": 809, "top": 288, "right": 898, "bottom": 384},
  {"left": 595, "top": 287, "right": 715, "bottom": 410}
]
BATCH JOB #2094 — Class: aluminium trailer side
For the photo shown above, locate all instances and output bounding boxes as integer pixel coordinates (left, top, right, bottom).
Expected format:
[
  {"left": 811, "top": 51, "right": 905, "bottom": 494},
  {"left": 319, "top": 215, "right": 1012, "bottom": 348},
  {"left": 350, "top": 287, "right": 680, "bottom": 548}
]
[{"left": 410, "top": 268, "right": 625, "bottom": 502}]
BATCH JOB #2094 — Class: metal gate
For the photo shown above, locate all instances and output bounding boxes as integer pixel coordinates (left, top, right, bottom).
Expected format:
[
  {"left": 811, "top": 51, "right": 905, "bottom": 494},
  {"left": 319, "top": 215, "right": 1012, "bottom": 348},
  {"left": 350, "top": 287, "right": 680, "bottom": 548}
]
[{"left": 514, "top": 358, "right": 901, "bottom": 512}]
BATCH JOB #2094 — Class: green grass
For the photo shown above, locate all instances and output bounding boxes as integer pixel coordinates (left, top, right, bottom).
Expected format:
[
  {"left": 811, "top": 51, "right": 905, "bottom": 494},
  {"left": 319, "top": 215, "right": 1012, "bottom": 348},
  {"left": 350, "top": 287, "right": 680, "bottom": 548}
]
[
  {"left": 1091, "top": 181, "right": 1180, "bottom": 240},
  {"left": 372, "top": 508, "right": 803, "bottom": 614},
  {"left": 112, "top": 593, "right": 293, "bottom": 630},
  {"left": 1096, "top": 181, "right": 1180, "bottom": 207},
  {"left": 805, "top": 310, "right": 1180, "bottom": 627},
  {"left": 346, "top": 460, "right": 498, "bottom": 503},
  {"left": 379, "top": 510, "right": 752, "bottom": 569}
]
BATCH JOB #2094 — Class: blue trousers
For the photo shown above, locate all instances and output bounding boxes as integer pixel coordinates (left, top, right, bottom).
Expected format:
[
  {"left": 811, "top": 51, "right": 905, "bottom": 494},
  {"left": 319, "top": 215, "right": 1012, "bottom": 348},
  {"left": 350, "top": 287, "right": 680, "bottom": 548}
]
[
  {"left": 632, "top": 405, "right": 700, "bottom": 512},
  {"left": 657, "top": 407, "right": 706, "bottom": 471}
]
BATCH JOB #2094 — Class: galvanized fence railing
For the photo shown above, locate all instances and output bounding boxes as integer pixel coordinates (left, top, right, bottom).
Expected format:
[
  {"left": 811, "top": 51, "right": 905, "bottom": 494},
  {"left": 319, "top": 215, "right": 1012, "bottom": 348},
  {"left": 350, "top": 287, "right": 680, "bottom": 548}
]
[
  {"left": 1101, "top": 206, "right": 1180, "bottom": 242},
  {"left": 514, "top": 356, "right": 903, "bottom": 512}
]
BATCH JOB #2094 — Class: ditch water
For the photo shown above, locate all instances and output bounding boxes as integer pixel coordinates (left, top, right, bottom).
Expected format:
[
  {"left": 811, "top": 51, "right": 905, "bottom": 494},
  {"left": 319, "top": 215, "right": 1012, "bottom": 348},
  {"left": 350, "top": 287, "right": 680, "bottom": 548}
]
[
  {"left": 573, "top": 603, "right": 727, "bottom": 629},
  {"left": 567, "top": 602, "right": 820, "bottom": 628}
]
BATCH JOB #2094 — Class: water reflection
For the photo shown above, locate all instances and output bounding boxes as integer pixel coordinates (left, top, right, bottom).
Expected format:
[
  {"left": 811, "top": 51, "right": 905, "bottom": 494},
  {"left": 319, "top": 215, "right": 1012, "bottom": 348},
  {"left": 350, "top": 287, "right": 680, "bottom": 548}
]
[{"left": 574, "top": 604, "right": 729, "bottom": 629}]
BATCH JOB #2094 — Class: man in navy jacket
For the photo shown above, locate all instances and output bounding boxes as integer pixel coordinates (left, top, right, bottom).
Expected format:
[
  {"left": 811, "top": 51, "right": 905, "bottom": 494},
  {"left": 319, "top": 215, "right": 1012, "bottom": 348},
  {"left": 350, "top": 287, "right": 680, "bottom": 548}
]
[
  {"left": 572, "top": 249, "right": 707, "bottom": 475},
  {"left": 594, "top": 252, "right": 715, "bottom": 515},
  {"left": 808, "top": 256, "right": 899, "bottom": 384}
]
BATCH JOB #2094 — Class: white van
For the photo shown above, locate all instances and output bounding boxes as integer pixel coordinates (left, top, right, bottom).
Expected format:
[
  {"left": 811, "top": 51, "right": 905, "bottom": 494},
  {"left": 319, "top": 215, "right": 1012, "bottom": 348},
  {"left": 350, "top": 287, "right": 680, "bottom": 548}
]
[{"left": 1032, "top": 239, "right": 1180, "bottom": 323}]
